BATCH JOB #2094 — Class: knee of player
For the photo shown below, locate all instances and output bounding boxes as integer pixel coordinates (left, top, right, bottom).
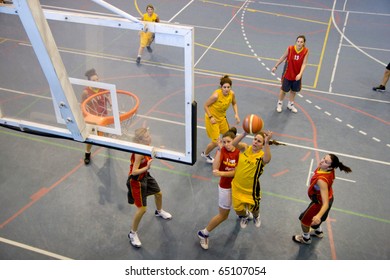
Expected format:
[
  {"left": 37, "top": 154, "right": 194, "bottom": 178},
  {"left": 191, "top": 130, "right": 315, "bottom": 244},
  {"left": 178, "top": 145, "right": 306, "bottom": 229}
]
[{"left": 220, "top": 212, "right": 229, "bottom": 220}]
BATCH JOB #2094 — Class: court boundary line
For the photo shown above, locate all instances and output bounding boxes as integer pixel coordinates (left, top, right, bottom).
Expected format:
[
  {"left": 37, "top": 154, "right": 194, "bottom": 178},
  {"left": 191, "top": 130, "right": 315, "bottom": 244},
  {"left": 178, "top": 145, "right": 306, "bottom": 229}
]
[{"left": 0, "top": 236, "right": 72, "bottom": 260}]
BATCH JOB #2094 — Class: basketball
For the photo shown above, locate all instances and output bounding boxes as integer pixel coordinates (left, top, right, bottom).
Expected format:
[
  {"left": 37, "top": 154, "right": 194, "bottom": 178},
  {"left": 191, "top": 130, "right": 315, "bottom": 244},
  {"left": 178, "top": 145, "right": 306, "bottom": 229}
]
[{"left": 242, "top": 114, "right": 263, "bottom": 134}]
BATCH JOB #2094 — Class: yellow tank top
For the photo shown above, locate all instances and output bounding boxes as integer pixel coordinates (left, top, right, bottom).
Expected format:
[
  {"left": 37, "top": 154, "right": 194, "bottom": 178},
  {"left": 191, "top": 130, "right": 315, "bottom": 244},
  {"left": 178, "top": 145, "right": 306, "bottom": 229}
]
[
  {"left": 143, "top": 12, "right": 158, "bottom": 23},
  {"left": 209, "top": 88, "right": 233, "bottom": 122},
  {"left": 232, "top": 146, "right": 265, "bottom": 194}
]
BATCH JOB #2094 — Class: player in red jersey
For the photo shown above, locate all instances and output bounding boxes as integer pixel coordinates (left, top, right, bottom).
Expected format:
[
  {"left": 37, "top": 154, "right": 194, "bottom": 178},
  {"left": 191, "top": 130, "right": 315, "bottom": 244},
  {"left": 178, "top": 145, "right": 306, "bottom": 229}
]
[
  {"left": 292, "top": 154, "right": 352, "bottom": 244},
  {"left": 126, "top": 128, "right": 172, "bottom": 248},
  {"left": 197, "top": 127, "right": 245, "bottom": 250},
  {"left": 81, "top": 68, "right": 111, "bottom": 164},
  {"left": 272, "top": 35, "right": 309, "bottom": 113}
]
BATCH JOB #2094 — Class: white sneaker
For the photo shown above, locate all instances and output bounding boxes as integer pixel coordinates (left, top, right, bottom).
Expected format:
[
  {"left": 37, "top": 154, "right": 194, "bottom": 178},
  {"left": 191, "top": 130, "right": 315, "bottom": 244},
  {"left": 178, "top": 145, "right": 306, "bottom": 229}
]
[
  {"left": 197, "top": 230, "right": 209, "bottom": 250},
  {"left": 128, "top": 231, "right": 142, "bottom": 248},
  {"left": 240, "top": 215, "right": 249, "bottom": 229},
  {"left": 155, "top": 209, "right": 172, "bottom": 220},
  {"left": 292, "top": 234, "right": 311, "bottom": 245},
  {"left": 201, "top": 152, "right": 214, "bottom": 163},
  {"left": 254, "top": 214, "right": 261, "bottom": 228},
  {"left": 276, "top": 101, "right": 283, "bottom": 113},
  {"left": 287, "top": 102, "right": 298, "bottom": 113},
  {"left": 310, "top": 228, "right": 324, "bottom": 238}
]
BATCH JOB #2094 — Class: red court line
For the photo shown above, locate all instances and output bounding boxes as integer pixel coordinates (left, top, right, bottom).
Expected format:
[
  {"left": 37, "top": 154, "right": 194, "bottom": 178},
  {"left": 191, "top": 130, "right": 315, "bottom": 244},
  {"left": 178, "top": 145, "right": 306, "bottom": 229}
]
[
  {"left": 191, "top": 174, "right": 211, "bottom": 181},
  {"left": 152, "top": 110, "right": 184, "bottom": 119},
  {"left": 160, "top": 160, "right": 175, "bottom": 170},
  {"left": 326, "top": 217, "right": 337, "bottom": 260},
  {"left": 301, "top": 151, "right": 312, "bottom": 161},
  {"left": 0, "top": 149, "right": 102, "bottom": 229},
  {"left": 30, "top": 187, "right": 49, "bottom": 201},
  {"left": 272, "top": 169, "right": 289, "bottom": 177}
]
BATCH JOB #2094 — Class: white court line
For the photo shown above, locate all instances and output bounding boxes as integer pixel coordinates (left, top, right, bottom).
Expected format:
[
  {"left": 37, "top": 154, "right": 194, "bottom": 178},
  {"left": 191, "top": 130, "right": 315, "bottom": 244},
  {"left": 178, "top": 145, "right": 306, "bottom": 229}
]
[
  {"left": 306, "top": 158, "right": 314, "bottom": 186},
  {"left": 342, "top": 44, "right": 390, "bottom": 52},
  {"left": 168, "top": 0, "right": 194, "bottom": 23},
  {"left": 256, "top": 1, "right": 390, "bottom": 16},
  {"left": 0, "top": 87, "right": 51, "bottom": 99},
  {"left": 329, "top": 10, "right": 349, "bottom": 92},
  {"left": 0, "top": 237, "right": 72, "bottom": 260},
  {"left": 331, "top": 0, "right": 386, "bottom": 67},
  {"left": 280, "top": 142, "right": 390, "bottom": 166},
  {"left": 195, "top": 0, "right": 249, "bottom": 67},
  {"left": 336, "top": 177, "right": 356, "bottom": 183},
  {"left": 2, "top": 86, "right": 389, "bottom": 166},
  {"left": 15, "top": 42, "right": 390, "bottom": 105}
]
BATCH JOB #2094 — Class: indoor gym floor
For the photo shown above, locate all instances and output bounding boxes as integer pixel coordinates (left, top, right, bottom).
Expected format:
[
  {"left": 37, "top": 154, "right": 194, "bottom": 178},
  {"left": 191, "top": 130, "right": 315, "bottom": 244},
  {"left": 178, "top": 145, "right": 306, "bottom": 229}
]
[{"left": 0, "top": 0, "right": 389, "bottom": 260}]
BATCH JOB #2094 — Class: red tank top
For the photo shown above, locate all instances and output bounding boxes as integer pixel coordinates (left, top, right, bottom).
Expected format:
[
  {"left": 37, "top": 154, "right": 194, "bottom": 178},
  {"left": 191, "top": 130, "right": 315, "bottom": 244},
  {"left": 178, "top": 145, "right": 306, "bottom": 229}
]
[
  {"left": 283, "top": 45, "right": 308, "bottom": 81},
  {"left": 219, "top": 147, "right": 240, "bottom": 189}
]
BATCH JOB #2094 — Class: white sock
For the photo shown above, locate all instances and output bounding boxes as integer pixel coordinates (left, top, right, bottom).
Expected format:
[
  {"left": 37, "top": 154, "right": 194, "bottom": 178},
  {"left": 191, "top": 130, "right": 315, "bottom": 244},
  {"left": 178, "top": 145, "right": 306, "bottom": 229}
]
[
  {"left": 203, "top": 228, "right": 209, "bottom": 236},
  {"left": 303, "top": 232, "right": 310, "bottom": 239}
]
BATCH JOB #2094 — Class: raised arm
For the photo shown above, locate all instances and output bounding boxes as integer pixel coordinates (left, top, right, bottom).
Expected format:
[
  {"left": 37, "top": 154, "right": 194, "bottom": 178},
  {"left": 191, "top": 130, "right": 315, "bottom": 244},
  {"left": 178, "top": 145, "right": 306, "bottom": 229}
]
[{"left": 262, "top": 131, "right": 273, "bottom": 164}]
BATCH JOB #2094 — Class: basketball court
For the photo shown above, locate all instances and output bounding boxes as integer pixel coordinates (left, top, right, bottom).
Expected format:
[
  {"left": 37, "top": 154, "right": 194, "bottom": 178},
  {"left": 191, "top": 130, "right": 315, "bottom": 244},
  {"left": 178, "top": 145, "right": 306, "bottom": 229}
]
[{"left": 0, "top": 0, "right": 389, "bottom": 262}]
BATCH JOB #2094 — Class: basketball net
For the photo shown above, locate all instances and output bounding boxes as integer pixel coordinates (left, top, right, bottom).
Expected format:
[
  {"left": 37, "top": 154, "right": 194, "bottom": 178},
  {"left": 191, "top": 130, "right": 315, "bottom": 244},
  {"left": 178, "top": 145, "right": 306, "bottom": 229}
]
[{"left": 81, "top": 89, "right": 140, "bottom": 136}]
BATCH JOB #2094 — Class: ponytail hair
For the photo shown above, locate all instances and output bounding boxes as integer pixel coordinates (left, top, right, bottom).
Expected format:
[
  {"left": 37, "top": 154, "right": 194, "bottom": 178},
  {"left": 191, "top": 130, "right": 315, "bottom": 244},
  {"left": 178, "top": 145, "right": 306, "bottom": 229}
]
[{"left": 329, "top": 154, "right": 352, "bottom": 173}]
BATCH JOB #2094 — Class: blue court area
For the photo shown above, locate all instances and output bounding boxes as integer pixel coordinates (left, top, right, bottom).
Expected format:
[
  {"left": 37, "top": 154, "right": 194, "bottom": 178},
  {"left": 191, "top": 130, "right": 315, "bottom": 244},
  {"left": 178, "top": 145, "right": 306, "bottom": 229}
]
[{"left": 0, "top": 0, "right": 389, "bottom": 262}]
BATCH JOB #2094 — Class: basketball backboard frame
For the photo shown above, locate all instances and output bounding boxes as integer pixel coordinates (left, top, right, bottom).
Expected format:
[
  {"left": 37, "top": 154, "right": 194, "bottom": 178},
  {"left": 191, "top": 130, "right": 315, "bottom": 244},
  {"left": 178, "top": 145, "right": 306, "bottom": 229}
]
[{"left": 0, "top": 0, "right": 196, "bottom": 164}]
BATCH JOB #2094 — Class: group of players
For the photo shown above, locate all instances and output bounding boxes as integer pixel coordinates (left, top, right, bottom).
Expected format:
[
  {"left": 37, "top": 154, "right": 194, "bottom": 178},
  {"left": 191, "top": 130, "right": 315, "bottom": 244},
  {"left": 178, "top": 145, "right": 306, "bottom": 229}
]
[{"left": 79, "top": 5, "right": 360, "bottom": 250}]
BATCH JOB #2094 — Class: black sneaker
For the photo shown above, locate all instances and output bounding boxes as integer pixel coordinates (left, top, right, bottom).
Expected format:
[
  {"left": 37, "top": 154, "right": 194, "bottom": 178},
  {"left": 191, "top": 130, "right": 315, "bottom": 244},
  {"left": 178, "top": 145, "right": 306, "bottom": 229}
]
[
  {"left": 146, "top": 46, "right": 152, "bottom": 53},
  {"left": 201, "top": 152, "right": 214, "bottom": 163},
  {"left": 136, "top": 56, "right": 141, "bottom": 65},
  {"left": 372, "top": 85, "right": 385, "bottom": 92},
  {"left": 84, "top": 152, "right": 91, "bottom": 165}
]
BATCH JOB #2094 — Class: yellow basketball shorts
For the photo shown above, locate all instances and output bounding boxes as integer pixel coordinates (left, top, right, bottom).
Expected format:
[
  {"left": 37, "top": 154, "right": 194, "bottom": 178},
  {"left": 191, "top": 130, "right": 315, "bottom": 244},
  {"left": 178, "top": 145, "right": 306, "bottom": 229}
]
[
  {"left": 204, "top": 115, "right": 229, "bottom": 142},
  {"left": 232, "top": 186, "right": 262, "bottom": 213},
  {"left": 140, "top": 31, "right": 153, "bottom": 47}
]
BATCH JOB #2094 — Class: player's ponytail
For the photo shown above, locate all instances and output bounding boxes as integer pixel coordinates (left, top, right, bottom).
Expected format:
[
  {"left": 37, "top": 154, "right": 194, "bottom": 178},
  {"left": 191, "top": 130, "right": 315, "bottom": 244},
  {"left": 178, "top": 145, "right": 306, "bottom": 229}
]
[
  {"left": 329, "top": 154, "right": 352, "bottom": 173},
  {"left": 269, "top": 139, "right": 285, "bottom": 146}
]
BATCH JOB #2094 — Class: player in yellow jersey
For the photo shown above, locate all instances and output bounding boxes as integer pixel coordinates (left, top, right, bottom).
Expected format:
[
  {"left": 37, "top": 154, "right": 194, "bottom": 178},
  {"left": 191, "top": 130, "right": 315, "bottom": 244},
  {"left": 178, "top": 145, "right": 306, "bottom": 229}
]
[
  {"left": 201, "top": 75, "right": 240, "bottom": 163},
  {"left": 231, "top": 130, "right": 278, "bottom": 229},
  {"left": 136, "top": 4, "right": 160, "bottom": 65}
]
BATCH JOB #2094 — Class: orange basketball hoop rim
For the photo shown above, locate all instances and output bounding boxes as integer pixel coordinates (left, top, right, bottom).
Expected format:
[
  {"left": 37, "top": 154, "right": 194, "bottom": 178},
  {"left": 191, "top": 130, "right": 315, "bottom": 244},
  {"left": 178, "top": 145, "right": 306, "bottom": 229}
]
[{"left": 81, "top": 89, "right": 140, "bottom": 126}]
